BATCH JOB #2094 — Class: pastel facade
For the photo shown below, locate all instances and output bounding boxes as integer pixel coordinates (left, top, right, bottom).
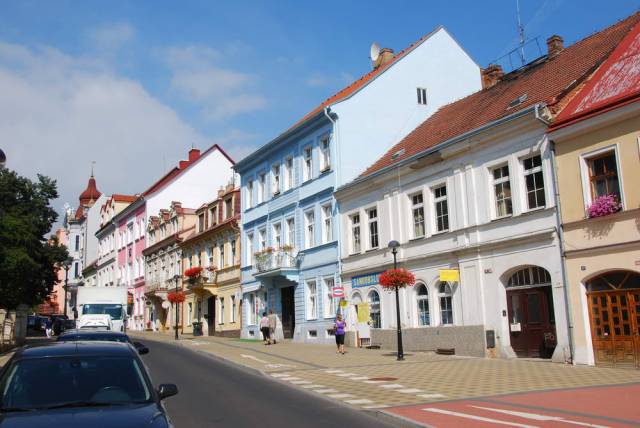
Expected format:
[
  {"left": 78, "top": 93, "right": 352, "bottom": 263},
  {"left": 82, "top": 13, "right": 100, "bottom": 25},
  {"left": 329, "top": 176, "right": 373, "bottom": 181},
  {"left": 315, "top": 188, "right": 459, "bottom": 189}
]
[
  {"left": 180, "top": 186, "right": 242, "bottom": 337},
  {"left": 144, "top": 202, "right": 196, "bottom": 332},
  {"left": 549, "top": 19, "right": 640, "bottom": 368},
  {"left": 235, "top": 27, "right": 482, "bottom": 343}
]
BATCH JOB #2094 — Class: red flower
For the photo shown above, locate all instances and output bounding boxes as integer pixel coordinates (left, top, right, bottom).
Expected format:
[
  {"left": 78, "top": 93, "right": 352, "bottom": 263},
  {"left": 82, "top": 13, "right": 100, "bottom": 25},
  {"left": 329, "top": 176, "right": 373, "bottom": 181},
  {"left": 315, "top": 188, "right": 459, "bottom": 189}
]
[
  {"left": 168, "top": 291, "right": 186, "bottom": 303},
  {"left": 184, "top": 266, "right": 203, "bottom": 278},
  {"left": 379, "top": 268, "right": 416, "bottom": 289}
]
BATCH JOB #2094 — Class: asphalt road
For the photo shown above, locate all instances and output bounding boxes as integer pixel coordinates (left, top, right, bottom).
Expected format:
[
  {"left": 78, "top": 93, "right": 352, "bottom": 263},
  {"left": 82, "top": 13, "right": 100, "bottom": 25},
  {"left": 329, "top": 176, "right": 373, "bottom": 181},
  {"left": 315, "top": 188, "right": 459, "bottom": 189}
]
[{"left": 140, "top": 339, "right": 404, "bottom": 428}]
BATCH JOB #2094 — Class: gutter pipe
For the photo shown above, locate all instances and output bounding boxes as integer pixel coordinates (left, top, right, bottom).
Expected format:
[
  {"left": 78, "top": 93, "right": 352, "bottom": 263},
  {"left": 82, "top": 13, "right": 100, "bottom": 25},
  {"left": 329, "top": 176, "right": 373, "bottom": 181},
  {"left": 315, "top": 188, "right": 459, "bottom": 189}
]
[{"left": 535, "top": 104, "right": 575, "bottom": 364}]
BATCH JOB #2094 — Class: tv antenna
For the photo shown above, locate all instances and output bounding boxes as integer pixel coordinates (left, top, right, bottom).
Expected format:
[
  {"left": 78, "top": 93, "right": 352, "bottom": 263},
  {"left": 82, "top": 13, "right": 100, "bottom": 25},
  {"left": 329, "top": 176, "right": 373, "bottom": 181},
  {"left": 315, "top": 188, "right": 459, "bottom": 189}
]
[{"left": 516, "top": 0, "right": 526, "bottom": 66}]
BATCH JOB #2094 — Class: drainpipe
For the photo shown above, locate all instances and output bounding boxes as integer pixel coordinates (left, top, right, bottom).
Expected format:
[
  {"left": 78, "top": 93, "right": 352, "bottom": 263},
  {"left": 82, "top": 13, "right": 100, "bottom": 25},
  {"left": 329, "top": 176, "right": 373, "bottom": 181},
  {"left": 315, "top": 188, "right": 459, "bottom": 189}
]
[
  {"left": 535, "top": 104, "right": 575, "bottom": 364},
  {"left": 324, "top": 107, "right": 344, "bottom": 301}
]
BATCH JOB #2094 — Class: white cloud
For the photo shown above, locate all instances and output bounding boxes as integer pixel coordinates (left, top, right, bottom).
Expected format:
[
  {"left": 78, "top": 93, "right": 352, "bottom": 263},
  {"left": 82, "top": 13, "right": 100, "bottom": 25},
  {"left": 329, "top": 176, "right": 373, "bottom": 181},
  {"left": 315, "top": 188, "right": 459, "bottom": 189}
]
[
  {"left": 162, "top": 45, "right": 267, "bottom": 121},
  {"left": 89, "top": 22, "right": 135, "bottom": 51},
  {"left": 305, "top": 71, "right": 355, "bottom": 88},
  {"left": 0, "top": 41, "right": 208, "bottom": 228},
  {"left": 305, "top": 72, "right": 329, "bottom": 87}
]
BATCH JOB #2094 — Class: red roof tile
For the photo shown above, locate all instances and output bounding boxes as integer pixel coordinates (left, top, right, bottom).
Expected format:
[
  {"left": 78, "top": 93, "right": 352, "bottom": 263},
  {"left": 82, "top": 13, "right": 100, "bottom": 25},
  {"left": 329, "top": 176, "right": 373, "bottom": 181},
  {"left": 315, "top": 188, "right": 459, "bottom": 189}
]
[
  {"left": 360, "top": 12, "right": 640, "bottom": 178},
  {"left": 551, "top": 20, "right": 640, "bottom": 129},
  {"left": 79, "top": 175, "right": 101, "bottom": 203},
  {"left": 111, "top": 194, "right": 138, "bottom": 202}
]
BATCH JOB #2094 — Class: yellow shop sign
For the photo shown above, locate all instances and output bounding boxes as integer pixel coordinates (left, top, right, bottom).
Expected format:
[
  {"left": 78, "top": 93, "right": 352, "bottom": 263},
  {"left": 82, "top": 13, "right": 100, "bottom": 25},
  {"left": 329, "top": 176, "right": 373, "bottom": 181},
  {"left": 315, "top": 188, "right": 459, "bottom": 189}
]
[{"left": 439, "top": 269, "right": 460, "bottom": 282}]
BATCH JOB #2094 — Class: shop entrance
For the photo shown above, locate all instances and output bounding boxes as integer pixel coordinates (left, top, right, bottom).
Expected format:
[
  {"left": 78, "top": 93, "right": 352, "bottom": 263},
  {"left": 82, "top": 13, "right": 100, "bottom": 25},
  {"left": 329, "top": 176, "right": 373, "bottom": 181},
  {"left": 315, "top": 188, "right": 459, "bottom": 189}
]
[
  {"left": 586, "top": 271, "right": 640, "bottom": 368},
  {"left": 281, "top": 286, "right": 295, "bottom": 339},
  {"left": 506, "top": 266, "right": 557, "bottom": 358}
]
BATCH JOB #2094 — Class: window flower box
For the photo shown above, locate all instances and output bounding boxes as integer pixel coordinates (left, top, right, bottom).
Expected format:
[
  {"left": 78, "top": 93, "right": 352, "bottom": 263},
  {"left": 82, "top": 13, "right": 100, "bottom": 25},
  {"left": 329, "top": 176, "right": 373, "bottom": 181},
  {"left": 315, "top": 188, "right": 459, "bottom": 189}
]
[{"left": 587, "top": 194, "right": 621, "bottom": 219}]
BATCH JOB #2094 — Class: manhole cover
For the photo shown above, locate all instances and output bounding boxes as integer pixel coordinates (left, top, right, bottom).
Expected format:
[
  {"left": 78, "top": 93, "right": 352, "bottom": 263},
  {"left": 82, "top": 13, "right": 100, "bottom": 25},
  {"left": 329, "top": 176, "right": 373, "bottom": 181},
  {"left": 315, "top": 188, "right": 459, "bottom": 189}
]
[{"left": 368, "top": 377, "right": 398, "bottom": 381}]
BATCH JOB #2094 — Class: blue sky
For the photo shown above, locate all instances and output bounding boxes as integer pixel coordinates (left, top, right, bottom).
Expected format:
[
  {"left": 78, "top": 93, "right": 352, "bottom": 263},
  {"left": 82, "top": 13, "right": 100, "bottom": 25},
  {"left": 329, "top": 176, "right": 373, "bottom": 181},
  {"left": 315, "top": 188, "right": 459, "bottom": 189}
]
[{"left": 1, "top": 0, "right": 638, "bottom": 225}]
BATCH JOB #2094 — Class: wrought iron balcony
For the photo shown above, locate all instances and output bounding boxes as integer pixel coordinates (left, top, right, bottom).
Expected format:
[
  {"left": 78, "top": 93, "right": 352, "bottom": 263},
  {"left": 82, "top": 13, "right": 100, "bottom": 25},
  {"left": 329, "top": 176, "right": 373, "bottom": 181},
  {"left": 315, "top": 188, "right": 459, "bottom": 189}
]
[{"left": 254, "top": 250, "right": 298, "bottom": 275}]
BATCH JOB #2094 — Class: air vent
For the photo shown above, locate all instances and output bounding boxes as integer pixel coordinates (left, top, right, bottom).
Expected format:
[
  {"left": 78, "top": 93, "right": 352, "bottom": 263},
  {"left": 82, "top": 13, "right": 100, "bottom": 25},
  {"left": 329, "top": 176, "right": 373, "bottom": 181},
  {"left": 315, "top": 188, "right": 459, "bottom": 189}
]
[
  {"left": 507, "top": 94, "right": 528, "bottom": 109},
  {"left": 391, "top": 148, "right": 406, "bottom": 160}
]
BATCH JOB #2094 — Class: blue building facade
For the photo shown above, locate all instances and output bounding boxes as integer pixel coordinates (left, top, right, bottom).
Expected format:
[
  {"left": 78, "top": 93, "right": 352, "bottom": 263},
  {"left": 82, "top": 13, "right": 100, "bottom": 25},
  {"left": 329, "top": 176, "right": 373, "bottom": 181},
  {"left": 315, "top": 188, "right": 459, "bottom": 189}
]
[{"left": 236, "top": 113, "right": 341, "bottom": 343}]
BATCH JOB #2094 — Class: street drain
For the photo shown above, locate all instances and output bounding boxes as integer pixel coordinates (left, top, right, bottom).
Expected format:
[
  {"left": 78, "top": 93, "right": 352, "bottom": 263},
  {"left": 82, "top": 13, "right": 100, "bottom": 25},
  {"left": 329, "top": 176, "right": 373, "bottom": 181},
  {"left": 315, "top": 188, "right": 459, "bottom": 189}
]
[{"left": 368, "top": 377, "right": 398, "bottom": 381}]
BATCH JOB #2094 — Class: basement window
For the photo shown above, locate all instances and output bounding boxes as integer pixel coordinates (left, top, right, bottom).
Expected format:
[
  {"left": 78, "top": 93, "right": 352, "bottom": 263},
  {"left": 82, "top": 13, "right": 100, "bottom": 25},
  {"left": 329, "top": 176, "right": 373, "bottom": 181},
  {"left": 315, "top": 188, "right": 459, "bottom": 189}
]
[
  {"left": 417, "top": 87, "right": 427, "bottom": 105},
  {"left": 307, "top": 330, "right": 317, "bottom": 338}
]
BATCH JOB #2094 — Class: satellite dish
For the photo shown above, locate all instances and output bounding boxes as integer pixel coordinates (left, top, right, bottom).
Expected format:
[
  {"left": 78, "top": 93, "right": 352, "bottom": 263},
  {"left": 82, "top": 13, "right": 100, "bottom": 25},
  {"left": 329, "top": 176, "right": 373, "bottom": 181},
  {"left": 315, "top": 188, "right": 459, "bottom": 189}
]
[{"left": 370, "top": 42, "right": 381, "bottom": 61}]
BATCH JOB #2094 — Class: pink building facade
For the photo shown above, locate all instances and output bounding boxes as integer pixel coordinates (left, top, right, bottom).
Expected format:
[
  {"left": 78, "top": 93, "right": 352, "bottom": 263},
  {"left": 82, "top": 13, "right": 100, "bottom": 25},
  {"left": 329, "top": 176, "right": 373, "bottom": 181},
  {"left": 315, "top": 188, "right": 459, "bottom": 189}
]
[{"left": 115, "top": 200, "right": 147, "bottom": 331}]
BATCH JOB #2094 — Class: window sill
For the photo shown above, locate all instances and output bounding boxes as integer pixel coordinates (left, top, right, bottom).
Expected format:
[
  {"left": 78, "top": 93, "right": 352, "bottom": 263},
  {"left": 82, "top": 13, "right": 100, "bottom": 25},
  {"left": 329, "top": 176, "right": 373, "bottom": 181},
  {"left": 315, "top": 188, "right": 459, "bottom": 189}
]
[
  {"left": 365, "top": 247, "right": 379, "bottom": 253},
  {"left": 491, "top": 214, "right": 513, "bottom": 222},
  {"left": 320, "top": 167, "right": 331, "bottom": 174},
  {"left": 409, "top": 235, "right": 425, "bottom": 241},
  {"left": 306, "top": 318, "right": 318, "bottom": 322}
]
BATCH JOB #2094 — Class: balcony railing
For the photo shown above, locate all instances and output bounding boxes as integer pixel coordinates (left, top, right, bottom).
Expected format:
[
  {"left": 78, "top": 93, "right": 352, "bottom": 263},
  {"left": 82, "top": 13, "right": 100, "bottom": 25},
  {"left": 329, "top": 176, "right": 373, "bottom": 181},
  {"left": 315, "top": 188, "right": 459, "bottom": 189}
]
[
  {"left": 254, "top": 250, "right": 298, "bottom": 274},
  {"left": 145, "top": 279, "right": 170, "bottom": 293}
]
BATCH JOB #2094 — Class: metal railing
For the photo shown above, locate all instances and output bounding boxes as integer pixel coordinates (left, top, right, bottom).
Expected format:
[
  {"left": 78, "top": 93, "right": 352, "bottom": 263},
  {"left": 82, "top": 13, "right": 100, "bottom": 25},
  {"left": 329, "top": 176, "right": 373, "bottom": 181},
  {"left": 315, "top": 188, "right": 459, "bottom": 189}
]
[{"left": 255, "top": 250, "right": 297, "bottom": 273}]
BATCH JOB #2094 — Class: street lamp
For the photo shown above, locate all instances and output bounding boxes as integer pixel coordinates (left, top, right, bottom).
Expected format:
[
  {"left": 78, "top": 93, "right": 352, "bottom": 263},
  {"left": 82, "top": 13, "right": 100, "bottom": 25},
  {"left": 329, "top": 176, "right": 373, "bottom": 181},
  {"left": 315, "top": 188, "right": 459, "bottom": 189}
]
[
  {"left": 172, "top": 274, "right": 180, "bottom": 340},
  {"left": 388, "top": 240, "right": 404, "bottom": 361},
  {"left": 62, "top": 257, "right": 73, "bottom": 318}
]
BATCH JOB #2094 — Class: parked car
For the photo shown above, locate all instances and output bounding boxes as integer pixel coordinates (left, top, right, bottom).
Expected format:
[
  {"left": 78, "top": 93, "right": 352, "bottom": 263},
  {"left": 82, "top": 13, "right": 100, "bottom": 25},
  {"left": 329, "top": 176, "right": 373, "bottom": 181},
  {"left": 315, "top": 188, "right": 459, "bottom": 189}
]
[
  {"left": 0, "top": 342, "right": 176, "bottom": 427},
  {"left": 56, "top": 329, "right": 149, "bottom": 355}
]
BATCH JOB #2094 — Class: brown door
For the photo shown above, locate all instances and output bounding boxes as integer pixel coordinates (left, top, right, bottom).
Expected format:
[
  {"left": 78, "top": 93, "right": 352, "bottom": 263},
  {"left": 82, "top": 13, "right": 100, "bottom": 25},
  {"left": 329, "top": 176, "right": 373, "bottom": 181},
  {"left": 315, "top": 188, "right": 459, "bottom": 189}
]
[
  {"left": 507, "top": 286, "right": 556, "bottom": 358},
  {"left": 587, "top": 290, "right": 640, "bottom": 368},
  {"left": 280, "top": 286, "right": 295, "bottom": 339},
  {"left": 207, "top": 296, "right": 215, "bottom": 336}
]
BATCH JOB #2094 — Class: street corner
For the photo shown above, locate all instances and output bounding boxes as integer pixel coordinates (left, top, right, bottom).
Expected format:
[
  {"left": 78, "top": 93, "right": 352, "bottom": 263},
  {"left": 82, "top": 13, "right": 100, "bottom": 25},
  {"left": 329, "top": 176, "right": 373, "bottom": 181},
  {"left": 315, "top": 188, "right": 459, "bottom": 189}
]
[{"left": 383, "top": 383, "right": 640, "bottom": 428}]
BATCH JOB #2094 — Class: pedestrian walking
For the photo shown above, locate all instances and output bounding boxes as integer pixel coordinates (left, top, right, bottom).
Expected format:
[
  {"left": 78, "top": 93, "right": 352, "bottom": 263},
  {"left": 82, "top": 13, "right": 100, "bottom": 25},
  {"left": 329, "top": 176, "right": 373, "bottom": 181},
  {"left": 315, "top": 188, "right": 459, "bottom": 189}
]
[
  {"left": 260, "top": 312, "right": 271, "bottom": 345},
  {"left": 45, "top": 318, "right": 53, "bottom": 338},
  {"left": 334, "top": 313, "right": 346, "bottom": 355},
  {"left": 268, "top": 310, "right": 277, "bottom": 345}
]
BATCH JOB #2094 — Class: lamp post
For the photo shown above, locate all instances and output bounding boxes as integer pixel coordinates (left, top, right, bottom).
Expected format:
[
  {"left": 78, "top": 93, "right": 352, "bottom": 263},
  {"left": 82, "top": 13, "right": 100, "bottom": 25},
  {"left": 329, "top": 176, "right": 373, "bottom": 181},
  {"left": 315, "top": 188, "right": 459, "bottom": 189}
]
[
  {"left": 62, "top": 257, "right": 73, "bottom": 318},
  {"left": 388, "top": 240, "right": 404, "bottom": 361},
  {"left": 173, "top": 274, "right": 180, "bottom": 340}
]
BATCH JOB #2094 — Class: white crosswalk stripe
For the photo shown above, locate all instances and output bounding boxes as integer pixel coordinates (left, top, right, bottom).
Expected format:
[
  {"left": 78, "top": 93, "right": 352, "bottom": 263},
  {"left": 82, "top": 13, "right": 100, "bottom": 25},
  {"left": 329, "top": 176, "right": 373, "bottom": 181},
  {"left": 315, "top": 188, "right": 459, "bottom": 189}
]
[
  {"left": 423, "top": 408, "right": 538, "bottom": 428},
  {"left": 379, "top": 383, "right": 404, "bottom": 389},
  {"left": 398, "top": 388, "right": 423, "bottom": 394}
]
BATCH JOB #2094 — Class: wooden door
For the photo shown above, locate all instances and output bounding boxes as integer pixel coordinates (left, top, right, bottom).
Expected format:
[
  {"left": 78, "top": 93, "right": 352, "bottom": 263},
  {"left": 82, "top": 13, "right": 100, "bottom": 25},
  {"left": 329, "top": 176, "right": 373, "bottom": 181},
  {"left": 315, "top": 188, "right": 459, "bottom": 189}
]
[
  {"left": 507, "top": 286, "right": 556, "bottom": 358},
  {"left": 588, "top": 290, "right": 640, "bottom": 368},
  {"left": 280, "top": 286, "right": 295, "bottom": 339},
  {"left": 207, "top": 296, "right": 215, "bottom": 336}
]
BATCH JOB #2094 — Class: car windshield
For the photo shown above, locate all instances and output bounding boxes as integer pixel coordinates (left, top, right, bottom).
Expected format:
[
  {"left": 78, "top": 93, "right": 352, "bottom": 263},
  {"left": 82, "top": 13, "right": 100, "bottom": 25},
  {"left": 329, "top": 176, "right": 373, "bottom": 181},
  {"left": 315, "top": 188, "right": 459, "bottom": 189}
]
[
  {"left": 58, "top": 335, "right": 129, "bottom": 343},
  {"left": 82, "top": 304, "right": 123, "bottom": 320},
  {"left": 0, "top": 355, "right": 152, "bottom": 410}
]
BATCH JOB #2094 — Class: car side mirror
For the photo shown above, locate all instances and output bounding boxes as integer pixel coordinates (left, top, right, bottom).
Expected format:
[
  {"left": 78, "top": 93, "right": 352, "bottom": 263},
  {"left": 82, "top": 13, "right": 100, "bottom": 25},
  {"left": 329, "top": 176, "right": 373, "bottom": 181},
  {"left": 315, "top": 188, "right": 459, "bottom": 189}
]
[
  {"left": 133, "top": 341, "right": 149, "bottom": 355},
  {"left": 157, "top": 384, "right": 178, "bottom": 400}
]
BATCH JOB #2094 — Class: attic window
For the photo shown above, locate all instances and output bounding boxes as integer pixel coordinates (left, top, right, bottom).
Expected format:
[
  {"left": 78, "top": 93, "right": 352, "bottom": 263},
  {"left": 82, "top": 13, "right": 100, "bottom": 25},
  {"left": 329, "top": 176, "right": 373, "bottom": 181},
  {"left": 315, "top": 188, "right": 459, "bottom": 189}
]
[
  {"left": 507, "top": 94, "right": 528, "bottom": 109},
  {"left": 417, "top": 88, "right": 427, "bottom": 105},
  {"left": 391, "top": 148, "right": 405, "bottom": 160}
]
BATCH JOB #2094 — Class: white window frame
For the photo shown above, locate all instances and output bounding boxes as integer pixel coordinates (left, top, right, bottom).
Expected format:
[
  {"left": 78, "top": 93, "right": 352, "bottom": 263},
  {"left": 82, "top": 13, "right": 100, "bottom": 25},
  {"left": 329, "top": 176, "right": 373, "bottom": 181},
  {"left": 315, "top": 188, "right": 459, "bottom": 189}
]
[
  {"left": 258, "top": 173, "right": 266, "bottom": 204},
  {"left": 231, "top": 295, "right": 236, "bottom": 323},
  {"left": 246, "top": 233, "right": 254, "bottom": 265},
  {"left": 272, "top": 222, "right": 282, "bottom": 249},
  {"left": 272, "top": 164, "right": 281, "bottom": 196},
  {"left": 284, "top": 156, "right": 294, "bottom": 191},
  {"left": 438, "top": 282, "right": 454, "bottom": 326},
  {"left": 491, "top": 163, "right": 513, "bottom": 218},
  {"left": 416, "top": 283, "right": 430, "bottom": 327},
  {"left": 521, "top": 153, "right": 546, "bottom": 211},
  {"left": 410, "top": 191, "right": 425, "bottom": 239},
  {"left": 578, "top": 144, "right": 624, "bottom": 212},
  {"left": 246, "top": 180, "right": 254, "bottom": 209},
  {"left": 323, "top": 276, "right": 336, "bottom": 318},
  {"left": 219, "top": 241, "right": 225, "bottom": 269},
  {"left": 306, "top": 279, "right": 317, "bottom": 320},
  {"left": 305, "top": 210, "right": 315, "bottom": 249},
  {"left": 321, "top": 203, "right": 332, "bottom": 244},
  {"left": 432, "top": 183, "right": 449, "bottom": 233},
  {"left": 367, "top": 207, "right": 379, "bottom": 250},
  {"left": 319, "top": 136, "right": 331, "bottom": 172},
  {"left": 285, "top": 217, "right": 295, "bottom": 247},
  {"left": 303, "top": 145, "right": 313, "bottom": 182},
  {"left": 259, "top": 228, "right": 266, "bottom": 251},
  {"left": 350, "top": 213, "right": 361, "bottom": 254},
  {"left": 219, "top": 297, "right": 225, "bottom": 324}
]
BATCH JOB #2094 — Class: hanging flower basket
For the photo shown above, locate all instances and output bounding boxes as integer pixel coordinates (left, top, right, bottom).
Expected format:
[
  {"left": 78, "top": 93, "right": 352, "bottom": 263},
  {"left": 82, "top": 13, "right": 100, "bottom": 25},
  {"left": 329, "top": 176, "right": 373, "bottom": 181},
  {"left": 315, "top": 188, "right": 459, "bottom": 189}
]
[
  {"left": 184, "top": 266, "right": 203, "bottom": 278},
  {"left": 379, "top": 268, "right": 416, "bottom": 290},
  {"left": 587, "top": 194, "right": 621, "bottom": 218},
  {"left": 167, "top": 291, "right": 186, "bottom": 304}
]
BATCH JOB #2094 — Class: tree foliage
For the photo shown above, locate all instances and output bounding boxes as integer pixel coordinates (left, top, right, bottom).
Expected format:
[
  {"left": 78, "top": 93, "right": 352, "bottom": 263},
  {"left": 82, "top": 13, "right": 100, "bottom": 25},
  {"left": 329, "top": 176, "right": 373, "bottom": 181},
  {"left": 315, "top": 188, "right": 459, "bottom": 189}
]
[{"left": 0, "top": 168, "right": 68, "bottom": 309}]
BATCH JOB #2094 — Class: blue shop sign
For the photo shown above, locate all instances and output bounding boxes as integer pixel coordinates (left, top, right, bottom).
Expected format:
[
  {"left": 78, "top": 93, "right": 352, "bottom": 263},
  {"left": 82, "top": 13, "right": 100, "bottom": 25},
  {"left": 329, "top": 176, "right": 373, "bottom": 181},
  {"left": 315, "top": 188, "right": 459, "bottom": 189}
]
[{"left": 351, "top": 272, "right": 382, "bottom": 288}]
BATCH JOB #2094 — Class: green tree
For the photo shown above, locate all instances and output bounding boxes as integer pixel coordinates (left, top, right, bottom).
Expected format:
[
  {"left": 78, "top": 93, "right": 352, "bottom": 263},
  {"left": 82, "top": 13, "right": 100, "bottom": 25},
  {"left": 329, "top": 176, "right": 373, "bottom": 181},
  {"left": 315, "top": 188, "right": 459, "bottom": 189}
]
[{"left": 0, "top": 168, "right": 68, "bottom": 309}]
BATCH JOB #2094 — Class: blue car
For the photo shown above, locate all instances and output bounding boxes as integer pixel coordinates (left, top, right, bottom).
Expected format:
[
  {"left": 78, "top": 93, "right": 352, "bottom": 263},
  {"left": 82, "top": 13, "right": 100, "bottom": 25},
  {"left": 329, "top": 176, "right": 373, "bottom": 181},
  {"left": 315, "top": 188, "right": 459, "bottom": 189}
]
[{"left": 0, "top": 342, "right": 177, "bottom": 427}]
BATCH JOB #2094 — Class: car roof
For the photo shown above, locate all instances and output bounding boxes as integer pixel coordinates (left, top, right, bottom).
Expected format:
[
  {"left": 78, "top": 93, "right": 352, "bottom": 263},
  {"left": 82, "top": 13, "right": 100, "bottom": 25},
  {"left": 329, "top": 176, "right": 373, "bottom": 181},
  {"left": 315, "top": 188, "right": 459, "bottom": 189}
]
[
  {"left": 59, "top": 329, "right": 127, "bottom": 337},
  {"left": 14, "top": 341, "right": 136, "bottom": 359}
]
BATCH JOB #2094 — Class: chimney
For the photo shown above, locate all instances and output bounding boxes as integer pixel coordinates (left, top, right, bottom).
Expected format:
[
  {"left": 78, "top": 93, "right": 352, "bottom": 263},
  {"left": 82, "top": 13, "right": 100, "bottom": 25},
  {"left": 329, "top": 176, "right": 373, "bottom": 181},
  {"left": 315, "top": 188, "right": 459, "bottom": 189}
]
[
  {"left": 188, "top": 148, "right": 201, "bottom": 162},
  {"left": 217, "top": 187, "right": 225, "bottom": 198},
  {"left": 373, "top": 48, "right": 395, "bottom": 70},
  {"left": 546, "top": 35, "right": 564, "bottom": 58},
  {"left": 481, "top": 64, "right": 504, "bottom": 89},
  {"left": 178, "top": 160, "right": 189, "bottom": 169}
]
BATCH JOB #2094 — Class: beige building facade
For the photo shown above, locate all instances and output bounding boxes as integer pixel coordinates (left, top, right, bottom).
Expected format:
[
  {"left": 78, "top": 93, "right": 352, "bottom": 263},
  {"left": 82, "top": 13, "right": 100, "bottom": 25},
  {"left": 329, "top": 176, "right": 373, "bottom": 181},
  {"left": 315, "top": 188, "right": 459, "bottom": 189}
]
[
  {"left": 180, "top": 185, "right": 242, "bottom": 337},
  {"left": 550, "top": 21, "right": 640, "bottom": 368}
]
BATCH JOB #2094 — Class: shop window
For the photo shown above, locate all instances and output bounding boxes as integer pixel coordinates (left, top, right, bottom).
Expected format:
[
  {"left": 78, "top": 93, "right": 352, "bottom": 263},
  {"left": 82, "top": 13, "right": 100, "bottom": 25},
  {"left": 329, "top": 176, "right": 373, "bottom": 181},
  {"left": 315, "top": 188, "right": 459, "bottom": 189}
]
[
  {"left": 438, "top": 282, "right": 453, "bottom": 325},
  {"left": 416, "top": 284, "right": 430, "bottom": 326},
  {"left": 368, "top": 290, "right": 381, "bottom": 328},
  {"left": 323, "top": 277, "right": 336, "bottom": 318}
]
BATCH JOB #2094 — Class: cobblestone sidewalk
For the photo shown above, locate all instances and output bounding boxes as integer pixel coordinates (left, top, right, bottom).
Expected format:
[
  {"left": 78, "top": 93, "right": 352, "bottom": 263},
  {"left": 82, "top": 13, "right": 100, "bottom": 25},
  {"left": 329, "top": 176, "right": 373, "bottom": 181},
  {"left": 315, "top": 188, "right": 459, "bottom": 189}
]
[{"left": 131, "top": 332, "right": 640, "bottom": 411}]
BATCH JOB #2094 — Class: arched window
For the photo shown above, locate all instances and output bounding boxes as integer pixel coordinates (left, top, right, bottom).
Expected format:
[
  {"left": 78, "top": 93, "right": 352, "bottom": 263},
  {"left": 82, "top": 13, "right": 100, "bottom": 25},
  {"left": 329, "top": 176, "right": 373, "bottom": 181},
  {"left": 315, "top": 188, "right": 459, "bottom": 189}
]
[
  {"left": 416, "top": 284, "right": 430, "bottom": 326},
  {"left": 586, "top": 271, "right": 640, "bottom": 292},
  {"left": 507, "top": 266, "right": 551, "bottom": 287},
  {"left": 438, "top": 282, "right": 453, "bottom": 325},
  {"left": 368, "top": 290, "right": 381, "bottom": 328}
]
